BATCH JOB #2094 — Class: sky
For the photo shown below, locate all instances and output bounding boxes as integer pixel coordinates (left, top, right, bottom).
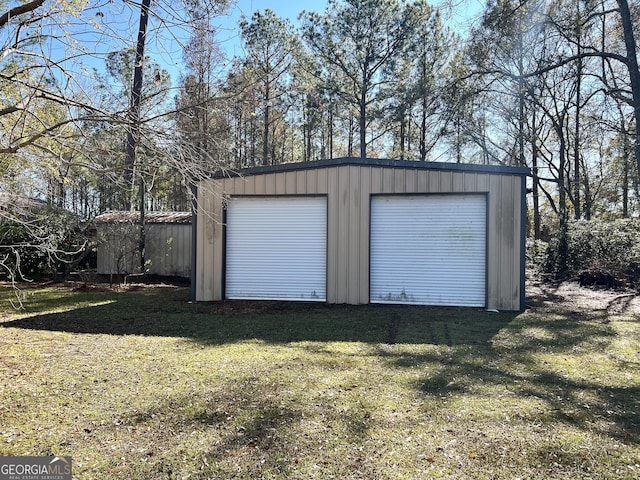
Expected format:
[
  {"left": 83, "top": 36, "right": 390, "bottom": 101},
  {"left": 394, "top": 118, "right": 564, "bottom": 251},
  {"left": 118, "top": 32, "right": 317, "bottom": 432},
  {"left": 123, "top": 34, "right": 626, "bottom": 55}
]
[
  {"left": 214, "top": 0, "right": 484, "bottom": 57},
  {"left": 215, "top": 0, "right": 328, "bottom": 58},
  {"left": 53, "top": 0, "right": 485, "bottom": 89}
]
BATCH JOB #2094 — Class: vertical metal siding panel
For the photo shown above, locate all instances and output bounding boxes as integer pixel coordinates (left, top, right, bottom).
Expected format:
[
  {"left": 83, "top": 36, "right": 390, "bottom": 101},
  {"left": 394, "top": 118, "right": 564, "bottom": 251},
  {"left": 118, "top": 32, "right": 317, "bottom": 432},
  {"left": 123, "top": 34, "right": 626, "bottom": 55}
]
[
  {"left": 166, "top": 225, "right": 176, "bottom": 275},
  {"left": 195, "top": 182, "right": 204, "bottom": 298},
  {"left": 172, "top": 225, "right": 181, "bottom": 276},
  {"left": 159, "top": 225, "right": 168, "bottom": 275},
  {"left": 183, "top": 224, "right": 193, "bottom": 277},
  {"left": 240, "top": 176, "right": 250, "bottom": 195},
  {"left": 210, "top": 179, "right": 222, "bottom": 300},
  {"left": 146, "top": 224, "right": 158, "bottom": 275},
  {"left": 275, "top": 172, "right": 286, "bottom": 194},
  {"left": 452, "top": 171, "right": 464, "bottom": 192},
  {"left": 500, "top": 176, "right": 519, "bottom": 310},
  {"left": 336, "top": 166, "right": 350, "bottom": 303},
  {"left": 370, "top": 167, "right": 383, "bottom": 194},
  {"left": 404, "top": 169, "right": 417, "bottom": 193},
  {"left": 285, "top": 171, "right": 297, "bottom": 194},
  {"left": 394, "top": 168, "right": 406, "bottom": 192},
  {"left": 486, "top": 175, "right": 502, "bottom": 310},
  {"left": 417, "top": 170, "right": 428, "bottom": 192},
  {"left": 178, "top": 224, "right": 187, "bottom": 276},
  {"left": 326, "top": 167, "right": 340, "bottom": 303},
  {"left": 382, "top": 168, "right": 395, "bottom": 193},
  {"left": 235, "top": 176, "right": 245, "bottom": 195},
  {"left": 297, "top": 170, "right": 307, "bottom": 193},
  {"left": 315, "top": 168, "right": 328, "bottom": 193},
  {"left": 476, "top": 174, "right": 490, "bottom": 191},
  {"left": 348, "top": 165, "right": 361, "bottom": 304},
  {"left": 359, "top": 167, "right": 371, "bottom": 303},
  {"left": 428, "top": 170, "right": 440, "bottom": 192},
  {"left": 463, "top": 172, "right": 477, "bottom": 192},
  {"left": 252, "top": 173, "right": 264, "bottom": 194},
  {"left": 217, "top": 177, "right": 236, "bottom": 298},
  {"left": 197, "top": 180, "right": 215, "bottom": 300},
  {"left": 164, "top": 224, "right": 176, "bottom": 276},
  {"left": 498, "top": 176, "right": 511, "bottom": 310},
  {"left": 96, "top": 225, "right": 106, "bottom": 273},
  {"left": 263, "top": 173, "right": 272, "bottom": 194},
  {"left": 440, "top": 171, "right": 453, "bottom": 192},
  {"left": 163, "top": 224, "right": 173, "bottom": 276},
  {"left": 158, "top": 225, "right": 167, "bottom": 275}
]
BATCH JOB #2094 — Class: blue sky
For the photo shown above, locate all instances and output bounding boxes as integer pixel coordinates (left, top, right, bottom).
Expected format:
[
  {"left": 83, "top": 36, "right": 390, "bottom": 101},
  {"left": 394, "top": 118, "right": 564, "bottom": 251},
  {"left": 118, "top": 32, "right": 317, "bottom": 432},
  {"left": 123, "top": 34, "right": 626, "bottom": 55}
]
[
  {"left": 214, "top": 0, "right": 483, "bottom": 57},
  {"left": 68, "top": 0, "right": 483, "bottom": 87},
  {"left": 215, "top": 0, "right": 328, "bottom": 57},
  {"left": 232, "top": 0, "right": 327, "bottom": 22}
]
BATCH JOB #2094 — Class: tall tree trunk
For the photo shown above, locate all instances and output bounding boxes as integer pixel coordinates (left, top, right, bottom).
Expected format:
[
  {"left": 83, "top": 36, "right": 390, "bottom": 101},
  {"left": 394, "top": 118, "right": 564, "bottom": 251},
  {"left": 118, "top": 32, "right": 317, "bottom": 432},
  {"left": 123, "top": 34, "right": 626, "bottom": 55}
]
[
  {"left": 124, "top": 0, "right": 151, "bottom": 212},
  {"left": 348, "top": 115, "right": 354, "bottom": 157},
  {"left": 420, "top": 94, "right": 427, "bottom": 161},
  {"left": 532, "top": 110, "right": 541, "bottom": 239},
  {"left": 623, "top": 115, "right": 630, "bottom": 217},
  {"left": 517, "top": 31, "right": 525, "bottom": 167},
  {"left": 399, "top": 110, "right": 406, "bottom": 160},
  {"left": 359, "top": 89, "right": 367, "bottom": 158},
  {"left": 557, "top": 118, "right": 568, "bottom": 274},
  {"left": 574, "top": 14, "right": 582, "bottom": 220},
  {"left": 617, "top": 0, "right": 640, "bottom": 178},
  {"left": 328, "top": 106, "right": 334, "bottom": 159},
  {"left": 123, "top": 0, "right": 151, "bottom": 272},
  {"left": 263, "top": 81, "right": 270, "bottom": 166}
]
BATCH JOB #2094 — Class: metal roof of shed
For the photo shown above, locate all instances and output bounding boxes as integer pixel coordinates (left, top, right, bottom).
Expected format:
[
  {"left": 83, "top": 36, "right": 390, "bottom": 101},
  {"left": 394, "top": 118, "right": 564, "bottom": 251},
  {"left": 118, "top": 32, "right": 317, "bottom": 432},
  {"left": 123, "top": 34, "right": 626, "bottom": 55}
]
[{"left": 95, "top": 211, "right": 192, "bottom": 224}]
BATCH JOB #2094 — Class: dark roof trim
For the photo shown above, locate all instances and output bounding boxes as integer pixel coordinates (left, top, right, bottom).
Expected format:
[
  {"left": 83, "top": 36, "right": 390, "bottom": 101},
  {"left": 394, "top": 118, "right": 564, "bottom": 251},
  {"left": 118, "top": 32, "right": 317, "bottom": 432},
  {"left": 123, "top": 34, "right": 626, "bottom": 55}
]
[{"left": 213, "top": 157, "right": 531, "bottom": 179}]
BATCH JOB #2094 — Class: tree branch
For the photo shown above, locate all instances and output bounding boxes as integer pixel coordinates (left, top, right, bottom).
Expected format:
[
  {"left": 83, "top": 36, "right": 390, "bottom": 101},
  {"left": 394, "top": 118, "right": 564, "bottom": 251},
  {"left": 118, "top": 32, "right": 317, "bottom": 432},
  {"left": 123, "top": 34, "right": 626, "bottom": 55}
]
[{"left": 0, "top": 0, "right": 46, "bottom": 29}]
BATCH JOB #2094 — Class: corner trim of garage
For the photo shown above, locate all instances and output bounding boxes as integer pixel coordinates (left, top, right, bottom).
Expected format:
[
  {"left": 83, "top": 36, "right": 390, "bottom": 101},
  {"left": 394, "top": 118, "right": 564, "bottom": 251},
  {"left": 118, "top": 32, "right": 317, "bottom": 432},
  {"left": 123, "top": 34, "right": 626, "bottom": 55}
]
[{"left": 190, "top": 183, "right": 198, "bottom": 303}]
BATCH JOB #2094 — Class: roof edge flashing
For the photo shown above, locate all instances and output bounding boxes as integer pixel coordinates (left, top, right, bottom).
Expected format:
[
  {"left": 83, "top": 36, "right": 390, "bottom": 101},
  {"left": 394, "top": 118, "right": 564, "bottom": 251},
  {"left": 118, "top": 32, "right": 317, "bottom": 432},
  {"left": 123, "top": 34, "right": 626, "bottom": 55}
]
[{"left": 211, "top": 157, "right": 531, "bottom": 179}]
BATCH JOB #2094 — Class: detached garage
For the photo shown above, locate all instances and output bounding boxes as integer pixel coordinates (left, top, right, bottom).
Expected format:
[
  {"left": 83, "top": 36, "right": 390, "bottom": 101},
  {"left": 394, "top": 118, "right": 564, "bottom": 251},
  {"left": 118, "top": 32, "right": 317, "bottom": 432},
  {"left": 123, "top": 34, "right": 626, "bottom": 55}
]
[{"left": 193, "top": 158, "right": 529, "bottom": 311}]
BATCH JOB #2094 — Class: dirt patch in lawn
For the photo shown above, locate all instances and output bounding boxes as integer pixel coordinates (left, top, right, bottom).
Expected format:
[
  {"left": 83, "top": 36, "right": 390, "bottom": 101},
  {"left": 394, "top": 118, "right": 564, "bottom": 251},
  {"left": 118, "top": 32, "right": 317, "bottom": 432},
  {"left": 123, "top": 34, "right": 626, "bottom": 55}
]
[{"left": 526, "top": 275, "right": 640, "bottom": 317}]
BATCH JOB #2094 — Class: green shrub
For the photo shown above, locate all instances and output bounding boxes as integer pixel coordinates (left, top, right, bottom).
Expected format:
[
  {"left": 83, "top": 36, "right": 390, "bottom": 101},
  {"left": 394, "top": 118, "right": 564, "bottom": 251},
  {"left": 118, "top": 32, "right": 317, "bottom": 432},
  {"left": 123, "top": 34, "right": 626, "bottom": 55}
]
[
  {"left": 543, "top": 219, "right": 640, "bottom": 285},
  {"left": 0, "top": 206, "right": 87, "bottom": 279}
]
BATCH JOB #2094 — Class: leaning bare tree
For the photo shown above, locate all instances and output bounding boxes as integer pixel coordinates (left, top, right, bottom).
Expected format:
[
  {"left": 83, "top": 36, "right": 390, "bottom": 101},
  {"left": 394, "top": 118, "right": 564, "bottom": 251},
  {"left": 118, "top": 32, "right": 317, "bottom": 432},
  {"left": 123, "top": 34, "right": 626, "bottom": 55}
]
[{"left": 1, "top": 0, "right": 229, "bottom": 287}]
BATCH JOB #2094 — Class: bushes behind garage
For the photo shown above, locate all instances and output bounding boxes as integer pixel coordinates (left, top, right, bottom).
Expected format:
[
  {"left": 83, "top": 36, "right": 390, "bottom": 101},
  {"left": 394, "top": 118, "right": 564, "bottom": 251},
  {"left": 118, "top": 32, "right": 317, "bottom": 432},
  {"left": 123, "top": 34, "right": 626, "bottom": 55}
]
[{"left": 540, "top": 219, "right": 640, "bottom": 288}]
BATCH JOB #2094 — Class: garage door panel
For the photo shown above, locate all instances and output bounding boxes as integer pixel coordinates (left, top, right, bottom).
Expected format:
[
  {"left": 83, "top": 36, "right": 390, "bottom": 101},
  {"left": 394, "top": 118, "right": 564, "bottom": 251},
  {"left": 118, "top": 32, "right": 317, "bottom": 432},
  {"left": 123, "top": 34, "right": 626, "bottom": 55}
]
[
  {"left": 225, "top": 196, "right": 327, "bottom": 301},
  {"left": 370, "top": 195, "right": 486, "bottom": 307}
]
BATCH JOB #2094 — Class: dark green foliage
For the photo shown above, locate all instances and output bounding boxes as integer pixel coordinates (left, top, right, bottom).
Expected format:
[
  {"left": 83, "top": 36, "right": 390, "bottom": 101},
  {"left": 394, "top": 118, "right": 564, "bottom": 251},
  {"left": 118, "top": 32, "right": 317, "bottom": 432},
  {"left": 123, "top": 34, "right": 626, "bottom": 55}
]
[
  {"left": 0, "top": 220, "right": 50, "bottom": 275},
  {"left": 0, "top": 206, "right": 88, "bottom": 278},
  {"left": 543, "top": 219, "right": 640, "bottom": 286}
]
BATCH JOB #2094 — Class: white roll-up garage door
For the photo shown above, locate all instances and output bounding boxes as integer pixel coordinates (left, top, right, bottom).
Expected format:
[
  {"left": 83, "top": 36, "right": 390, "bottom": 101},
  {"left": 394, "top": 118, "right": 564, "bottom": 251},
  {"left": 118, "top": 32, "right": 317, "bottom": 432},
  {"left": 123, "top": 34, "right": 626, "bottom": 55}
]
[
  {"left": 370, "top": 195, "right": 486, "bottom": 307},
  {"left": 225, "top": 196, "right": 327, "bottom": 301}
]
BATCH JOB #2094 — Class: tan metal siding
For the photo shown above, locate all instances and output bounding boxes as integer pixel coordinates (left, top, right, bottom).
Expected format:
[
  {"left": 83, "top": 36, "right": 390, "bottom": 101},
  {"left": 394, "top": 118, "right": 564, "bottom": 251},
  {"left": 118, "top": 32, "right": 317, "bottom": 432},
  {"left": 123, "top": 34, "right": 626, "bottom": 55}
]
[
  {"left": 359, "top": 167, "right": 371, "bottom": 301},
  {"left": 196, "top": 163, "right": 525, "bottom": 310},
  {"left": 97, "top": 223, "right": 191, "bottom": 277},
  {"left": 145, "top": 224, "right": 191, "bottom": 276},
  {"left": 96, "top": 224, "right": 139, "bottom": 275}
]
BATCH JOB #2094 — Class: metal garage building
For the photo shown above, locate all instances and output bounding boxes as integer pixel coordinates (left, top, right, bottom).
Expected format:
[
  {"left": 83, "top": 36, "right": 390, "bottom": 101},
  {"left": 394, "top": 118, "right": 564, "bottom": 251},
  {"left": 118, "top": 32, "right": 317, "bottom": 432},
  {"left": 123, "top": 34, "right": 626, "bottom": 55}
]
[{"left": 192, "top": 158, "right": 529, "bottom": 311}]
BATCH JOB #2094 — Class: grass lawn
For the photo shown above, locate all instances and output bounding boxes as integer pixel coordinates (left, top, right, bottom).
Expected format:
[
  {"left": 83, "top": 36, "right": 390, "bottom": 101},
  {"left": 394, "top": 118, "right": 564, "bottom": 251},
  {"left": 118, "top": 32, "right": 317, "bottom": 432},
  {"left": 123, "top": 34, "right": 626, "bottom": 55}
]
[{"left": 0, "top": 281, "right": 639, "bottom": 479}]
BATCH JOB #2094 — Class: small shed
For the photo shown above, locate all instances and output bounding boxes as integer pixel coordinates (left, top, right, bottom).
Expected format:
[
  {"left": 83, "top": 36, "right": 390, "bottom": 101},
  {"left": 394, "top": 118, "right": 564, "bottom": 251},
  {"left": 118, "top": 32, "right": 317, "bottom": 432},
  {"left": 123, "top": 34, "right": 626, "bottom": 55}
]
[
  {"left": 193, "top": 158, "right": 529, "bottom": 311},
  {"left": 95, "top": 211, "right": 192, "bottom": 278}
]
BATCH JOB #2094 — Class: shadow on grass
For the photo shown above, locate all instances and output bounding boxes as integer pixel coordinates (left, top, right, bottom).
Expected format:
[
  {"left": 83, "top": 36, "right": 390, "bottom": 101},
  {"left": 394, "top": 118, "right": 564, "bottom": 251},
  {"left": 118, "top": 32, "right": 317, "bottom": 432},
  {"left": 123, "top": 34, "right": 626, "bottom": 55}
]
[
  {"left": 3, "top": 283, "right": 638, "bottom": 449},
  {"left": 377, "top": 310, "right": 640, "bottom": 445},
  {"left": 0, "top": 285, "right": 516, "bottom": 346}
]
